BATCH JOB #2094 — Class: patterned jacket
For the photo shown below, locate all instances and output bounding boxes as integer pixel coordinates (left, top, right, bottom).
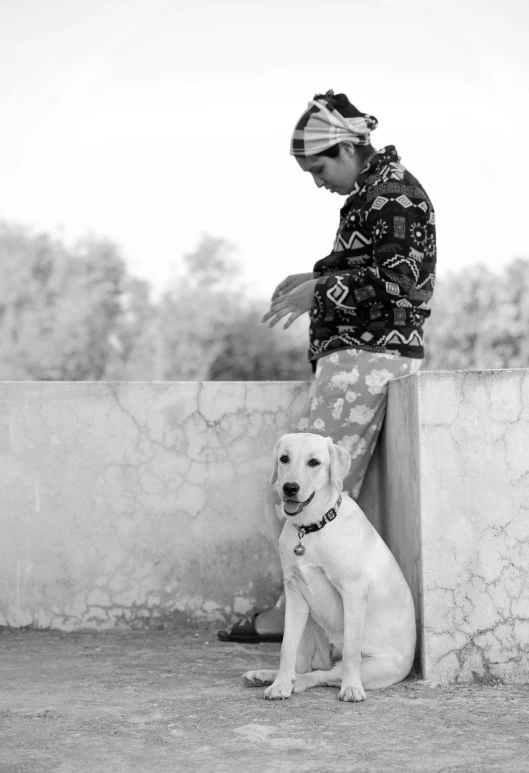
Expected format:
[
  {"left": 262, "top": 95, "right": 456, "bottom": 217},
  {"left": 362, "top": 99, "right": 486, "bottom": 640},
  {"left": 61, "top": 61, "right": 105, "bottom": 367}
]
[{"left": 309, "top": 145, "right": 436, "bottom": 362}]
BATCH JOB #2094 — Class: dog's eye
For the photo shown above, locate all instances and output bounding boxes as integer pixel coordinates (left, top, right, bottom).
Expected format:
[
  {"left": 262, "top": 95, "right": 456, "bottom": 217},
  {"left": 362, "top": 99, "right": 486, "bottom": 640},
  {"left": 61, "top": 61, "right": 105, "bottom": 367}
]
[
  {"left": 279, "top": 455, "right": 289, "bottom": 464},
  {"left": 308, "top": 458, "right": 321, "bottom": 467}
]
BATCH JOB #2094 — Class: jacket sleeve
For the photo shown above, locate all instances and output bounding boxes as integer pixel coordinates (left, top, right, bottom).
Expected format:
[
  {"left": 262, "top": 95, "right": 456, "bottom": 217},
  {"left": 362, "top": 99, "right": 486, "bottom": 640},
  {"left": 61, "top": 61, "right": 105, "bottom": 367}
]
[{"left": 312, "top": 196, "right": 431, "bottom": 321}]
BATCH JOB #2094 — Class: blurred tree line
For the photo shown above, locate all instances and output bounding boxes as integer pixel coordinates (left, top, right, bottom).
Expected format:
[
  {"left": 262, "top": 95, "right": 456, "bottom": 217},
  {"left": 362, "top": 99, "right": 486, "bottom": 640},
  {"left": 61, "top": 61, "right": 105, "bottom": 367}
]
[
  {"left": 0, "top": 218, "right": 528, "bottom": 381},
  {"left": 0, "top": 222, "right": 310, "bottom": 381}
]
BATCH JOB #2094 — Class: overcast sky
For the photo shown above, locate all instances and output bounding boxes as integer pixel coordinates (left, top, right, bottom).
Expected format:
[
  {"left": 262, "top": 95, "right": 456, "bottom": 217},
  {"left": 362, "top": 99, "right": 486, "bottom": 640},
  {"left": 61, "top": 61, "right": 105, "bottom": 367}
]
[{"left": 0, "top": 0, "right": 528, "bottom": 300}]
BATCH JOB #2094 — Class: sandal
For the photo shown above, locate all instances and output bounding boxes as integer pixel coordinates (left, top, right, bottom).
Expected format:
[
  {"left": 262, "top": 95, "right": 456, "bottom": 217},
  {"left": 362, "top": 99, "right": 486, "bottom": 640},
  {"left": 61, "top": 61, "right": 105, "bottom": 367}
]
[{"left": 217, "top": 613, "right": 283, "bottom": 643}]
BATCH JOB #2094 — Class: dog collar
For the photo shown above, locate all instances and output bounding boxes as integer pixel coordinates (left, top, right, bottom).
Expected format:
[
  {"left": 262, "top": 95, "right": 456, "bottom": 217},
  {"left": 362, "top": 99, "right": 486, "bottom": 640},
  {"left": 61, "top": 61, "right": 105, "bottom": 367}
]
[{"left": 293, "top": 495, "right": 342, "bottom": 556}]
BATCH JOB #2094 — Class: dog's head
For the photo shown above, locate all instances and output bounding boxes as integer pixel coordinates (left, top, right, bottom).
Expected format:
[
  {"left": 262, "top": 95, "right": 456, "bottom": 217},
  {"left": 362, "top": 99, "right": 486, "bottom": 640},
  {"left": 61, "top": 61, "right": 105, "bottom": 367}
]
[{"left": 270, "top": 433, "right": 351, "bottom": 516}]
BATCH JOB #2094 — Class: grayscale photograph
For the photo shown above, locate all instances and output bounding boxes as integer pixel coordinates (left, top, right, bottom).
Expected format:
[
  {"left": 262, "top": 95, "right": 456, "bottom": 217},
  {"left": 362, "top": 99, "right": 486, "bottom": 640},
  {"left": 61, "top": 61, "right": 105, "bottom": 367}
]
[{"left": 0, "top": 1, "right": 528, "bottom": 771}]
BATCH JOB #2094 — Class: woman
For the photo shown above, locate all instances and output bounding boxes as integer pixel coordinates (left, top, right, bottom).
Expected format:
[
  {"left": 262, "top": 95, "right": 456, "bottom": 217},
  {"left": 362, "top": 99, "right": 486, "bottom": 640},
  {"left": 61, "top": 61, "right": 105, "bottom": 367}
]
[{"left": 218, "top": 90, "right": 436, "bottom": 643}]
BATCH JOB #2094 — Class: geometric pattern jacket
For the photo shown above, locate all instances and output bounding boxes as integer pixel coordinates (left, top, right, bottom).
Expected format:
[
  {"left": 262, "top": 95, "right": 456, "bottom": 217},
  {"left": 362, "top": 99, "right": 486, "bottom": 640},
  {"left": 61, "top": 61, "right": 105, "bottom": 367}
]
[{"left": 309, "top": 145, "right": 436, "bottom": 362}]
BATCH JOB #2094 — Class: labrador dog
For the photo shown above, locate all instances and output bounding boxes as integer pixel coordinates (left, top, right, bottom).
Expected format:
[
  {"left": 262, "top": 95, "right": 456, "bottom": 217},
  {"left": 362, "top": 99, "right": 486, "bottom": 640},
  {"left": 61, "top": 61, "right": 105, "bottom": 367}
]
[{"left": 243, "top": 432, "right": 416, "bottom": 702}]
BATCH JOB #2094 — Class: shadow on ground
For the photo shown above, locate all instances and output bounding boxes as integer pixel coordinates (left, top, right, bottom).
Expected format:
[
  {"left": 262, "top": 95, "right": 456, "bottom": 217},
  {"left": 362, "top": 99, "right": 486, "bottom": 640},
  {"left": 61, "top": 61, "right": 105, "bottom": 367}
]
[{"left": 0, "top": 627, "right": 528, "bottom": 773}]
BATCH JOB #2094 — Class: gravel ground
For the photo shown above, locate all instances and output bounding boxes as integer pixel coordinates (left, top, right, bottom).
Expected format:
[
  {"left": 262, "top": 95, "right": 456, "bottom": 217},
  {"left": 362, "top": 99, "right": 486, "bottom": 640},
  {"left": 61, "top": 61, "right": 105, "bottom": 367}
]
[{"left": 0, "top": 627, "right": 528, "bottom": 773}]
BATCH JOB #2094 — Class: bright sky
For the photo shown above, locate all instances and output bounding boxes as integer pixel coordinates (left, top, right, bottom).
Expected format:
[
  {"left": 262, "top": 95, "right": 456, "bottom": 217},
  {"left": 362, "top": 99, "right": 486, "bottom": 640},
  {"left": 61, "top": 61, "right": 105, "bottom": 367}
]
[{"left": 1, "top": 0, "right": 528, "bottom": 301}]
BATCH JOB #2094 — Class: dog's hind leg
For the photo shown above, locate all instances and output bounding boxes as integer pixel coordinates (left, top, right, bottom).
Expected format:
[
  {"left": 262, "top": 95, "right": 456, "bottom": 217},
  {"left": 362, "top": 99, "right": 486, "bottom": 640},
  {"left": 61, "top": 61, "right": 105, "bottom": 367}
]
[
  {"left": 294, "top": 652, "right": 412, "bottom": 695},
  {"left": 293, "top": 662, "right": 342, "bottom": 693},
  {"left": 243, "top": 619, "right": 332, "bottom": 689},
  {"left": 360, "top": 652, "right": 413, "bottom": 690},
  {"left": 242, "top": 670, "right": 278, "bottom": 687}
]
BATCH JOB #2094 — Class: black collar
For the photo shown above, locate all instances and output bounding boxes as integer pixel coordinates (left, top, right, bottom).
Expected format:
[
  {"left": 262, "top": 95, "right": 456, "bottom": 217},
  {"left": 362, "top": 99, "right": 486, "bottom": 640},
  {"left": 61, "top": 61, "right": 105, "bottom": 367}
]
[{"left": 294, "top": 495, "right": 342, "bottom": 538}]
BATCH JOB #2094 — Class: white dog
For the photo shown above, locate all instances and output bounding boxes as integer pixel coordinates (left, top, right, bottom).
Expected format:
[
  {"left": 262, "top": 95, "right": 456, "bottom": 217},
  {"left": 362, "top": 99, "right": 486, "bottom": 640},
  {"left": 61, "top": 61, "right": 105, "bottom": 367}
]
[{"left": 243, "top": 432, "right": 416, "bottom": 702}]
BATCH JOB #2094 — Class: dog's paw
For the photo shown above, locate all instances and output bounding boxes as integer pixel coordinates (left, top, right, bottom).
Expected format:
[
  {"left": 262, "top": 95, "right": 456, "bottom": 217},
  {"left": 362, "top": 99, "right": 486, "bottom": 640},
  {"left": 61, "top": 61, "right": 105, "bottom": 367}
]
[
  {"left": 292, "top": 679, "right": 307, "bottom": 694},
  {"left": 242, "top": 670, "right": 275, "bottom": 687},
  {"left": 338, "top": 684, "right": 366, "bottom": 702},
  {"left": 264, "top": 678, "right": 294, "bottom": 700}
]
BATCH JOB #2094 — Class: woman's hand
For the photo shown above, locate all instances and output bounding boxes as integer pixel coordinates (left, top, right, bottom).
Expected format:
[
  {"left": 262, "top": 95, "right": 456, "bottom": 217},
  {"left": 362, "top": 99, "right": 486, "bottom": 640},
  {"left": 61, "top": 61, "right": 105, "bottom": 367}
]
[
  {"left": 271, "top": 272, "right": 315, "bottom": 302},
  {"left": 262, "top": 278, "right": 319, "bottom": 330}
]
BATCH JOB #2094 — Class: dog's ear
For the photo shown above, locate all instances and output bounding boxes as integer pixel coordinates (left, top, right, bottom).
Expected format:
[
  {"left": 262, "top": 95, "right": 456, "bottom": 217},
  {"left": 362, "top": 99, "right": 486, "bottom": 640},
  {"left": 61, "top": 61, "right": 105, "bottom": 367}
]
[
  {"left": 326, "top": 437, "right": 351, "bottom": 492},
  {"left": 270, "top": 439, "right": 281, "bottom": 485}
]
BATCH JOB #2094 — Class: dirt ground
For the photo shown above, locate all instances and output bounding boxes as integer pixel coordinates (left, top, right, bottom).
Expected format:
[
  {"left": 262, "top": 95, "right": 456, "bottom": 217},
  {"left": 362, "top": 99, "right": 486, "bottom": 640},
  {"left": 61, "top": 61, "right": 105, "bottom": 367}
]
[{"left": 0, "top": 627, "right": 528, "bottom": 773}]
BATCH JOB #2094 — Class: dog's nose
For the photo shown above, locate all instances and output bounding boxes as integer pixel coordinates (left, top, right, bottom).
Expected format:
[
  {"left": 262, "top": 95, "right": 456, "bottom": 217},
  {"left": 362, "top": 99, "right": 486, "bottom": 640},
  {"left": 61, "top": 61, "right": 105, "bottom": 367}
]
[{"left": 283, "top": 481, "right": 300, "bottom": 497}]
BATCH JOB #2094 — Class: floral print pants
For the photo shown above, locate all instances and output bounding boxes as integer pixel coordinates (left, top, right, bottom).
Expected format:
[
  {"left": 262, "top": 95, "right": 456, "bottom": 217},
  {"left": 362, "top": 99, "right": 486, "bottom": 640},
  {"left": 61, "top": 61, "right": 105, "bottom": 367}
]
[
  {"left": 273, "top": 347, "right": 421, "bottom": 613},
  {"left": 297, "top": 348, "right": 422, "bottom": 498}
]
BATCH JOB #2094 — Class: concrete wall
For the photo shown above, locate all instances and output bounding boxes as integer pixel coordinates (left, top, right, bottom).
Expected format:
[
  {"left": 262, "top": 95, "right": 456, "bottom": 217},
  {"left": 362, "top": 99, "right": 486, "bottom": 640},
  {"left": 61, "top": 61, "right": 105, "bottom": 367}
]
[
  {"left": 385, "top": 370, "right": 529, "bottom": 685},
  {"left": 0, "top": 382, "right": 311, "bottom": 630},
  {"left": 1, "top": 372, "right": 528, "bottom": 685}
]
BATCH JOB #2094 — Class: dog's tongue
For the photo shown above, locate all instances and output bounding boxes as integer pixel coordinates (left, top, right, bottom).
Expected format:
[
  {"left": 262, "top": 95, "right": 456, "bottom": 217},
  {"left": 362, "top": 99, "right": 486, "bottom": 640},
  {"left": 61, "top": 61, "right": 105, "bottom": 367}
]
[{"left": 284, "top": 499, "right": 303, "bottom": 515}]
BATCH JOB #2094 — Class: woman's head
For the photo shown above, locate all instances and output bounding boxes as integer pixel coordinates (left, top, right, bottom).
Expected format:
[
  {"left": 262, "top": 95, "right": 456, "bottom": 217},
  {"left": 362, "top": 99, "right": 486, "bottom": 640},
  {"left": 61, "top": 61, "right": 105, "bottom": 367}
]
[
  {"left": 291, "top": 90, "right": 378, "bottom": 195},
  {"left": 295, "top": 145, "right": 369, "bottom": 196}
]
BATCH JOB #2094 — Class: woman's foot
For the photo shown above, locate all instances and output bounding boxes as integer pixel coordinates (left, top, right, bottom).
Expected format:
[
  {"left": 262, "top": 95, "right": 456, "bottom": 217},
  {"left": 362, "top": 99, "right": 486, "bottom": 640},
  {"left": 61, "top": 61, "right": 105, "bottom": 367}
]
[
  {"left": 254, "top": 608, "right": 285, "bottom": 636},
  {"left": 217, "top": 608, "right": 285, "bottom": 643}
]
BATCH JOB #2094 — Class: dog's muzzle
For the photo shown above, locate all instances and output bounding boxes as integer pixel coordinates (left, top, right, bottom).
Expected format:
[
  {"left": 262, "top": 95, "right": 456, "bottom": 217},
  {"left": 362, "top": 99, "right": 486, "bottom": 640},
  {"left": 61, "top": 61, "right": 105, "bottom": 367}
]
[{"left": 283, "top": 491, "right": 315, "bottom": 516}]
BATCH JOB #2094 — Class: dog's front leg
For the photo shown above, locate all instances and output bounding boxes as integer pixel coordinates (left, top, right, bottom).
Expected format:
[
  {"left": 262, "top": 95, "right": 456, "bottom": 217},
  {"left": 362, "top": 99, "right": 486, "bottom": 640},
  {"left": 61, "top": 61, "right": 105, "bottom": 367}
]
[
  {"left": 264, "top": 580, "right": 309, "bottom": 701},
  {"left": 339, "top": 584, "right": 368, "bottom": 702}
]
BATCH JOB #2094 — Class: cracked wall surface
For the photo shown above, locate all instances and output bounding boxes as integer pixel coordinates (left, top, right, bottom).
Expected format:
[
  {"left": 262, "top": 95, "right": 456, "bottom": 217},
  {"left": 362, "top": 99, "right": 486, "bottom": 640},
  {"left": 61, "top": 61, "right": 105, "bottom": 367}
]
[
  {"left": 388, "top": 370, "right": 529, "bottom": 685},
  {"left": 0, "top": 381, "right": 312, "bottom": 630},
  {"left": 2, "top": 373, "right": 526, "bottom": 684}
]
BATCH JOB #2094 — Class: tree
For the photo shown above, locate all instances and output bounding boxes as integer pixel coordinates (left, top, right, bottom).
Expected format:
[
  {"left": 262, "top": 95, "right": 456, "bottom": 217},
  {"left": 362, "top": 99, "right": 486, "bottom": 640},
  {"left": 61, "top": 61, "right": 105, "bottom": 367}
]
[
  {"left": 181, "top": 233, "right": 240, "bottom": 291},
  {"left": 423, "top": 258, "right": 529, "bottom": 371},
  {"left": 157, "top": 233, "right": 246, "bottom": 380},
  {"left": 157, "top": 232, "right": 313, "bottom": 381},
  {"left": 208, "top": 306, "right": 311, "bottom": 381},
  {"left": 0, "top": 222, "right": 128, "bottom": 380},
  {"left": 103, "top": 275, "right": 159, "bottom": 381},
  {"left": 494, "top": 258, "right": 529, "bottom": 368},
  {"left": 3, "top": 215, "right": 526, "bottom": 381}
]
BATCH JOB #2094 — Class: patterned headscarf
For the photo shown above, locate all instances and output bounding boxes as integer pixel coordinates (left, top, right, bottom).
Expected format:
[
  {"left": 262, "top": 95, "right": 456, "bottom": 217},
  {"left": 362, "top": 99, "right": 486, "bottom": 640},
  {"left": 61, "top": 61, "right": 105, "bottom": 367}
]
[{"left": 290, "top": 91, "right": 378, "bottom": 157}]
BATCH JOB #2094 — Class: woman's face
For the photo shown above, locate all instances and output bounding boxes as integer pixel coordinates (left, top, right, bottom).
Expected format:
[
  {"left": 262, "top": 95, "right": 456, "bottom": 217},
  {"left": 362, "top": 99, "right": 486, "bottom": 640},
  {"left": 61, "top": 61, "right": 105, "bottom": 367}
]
[{"left": 296, "top": 144, "right": 362, "bottom": 195}]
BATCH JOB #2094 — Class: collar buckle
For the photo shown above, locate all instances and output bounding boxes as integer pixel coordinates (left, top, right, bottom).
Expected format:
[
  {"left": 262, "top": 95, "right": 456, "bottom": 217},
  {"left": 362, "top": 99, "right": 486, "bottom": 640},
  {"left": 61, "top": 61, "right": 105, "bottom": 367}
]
[{"left": 293, "top": 495, "right": 343, "bottom": 551}]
